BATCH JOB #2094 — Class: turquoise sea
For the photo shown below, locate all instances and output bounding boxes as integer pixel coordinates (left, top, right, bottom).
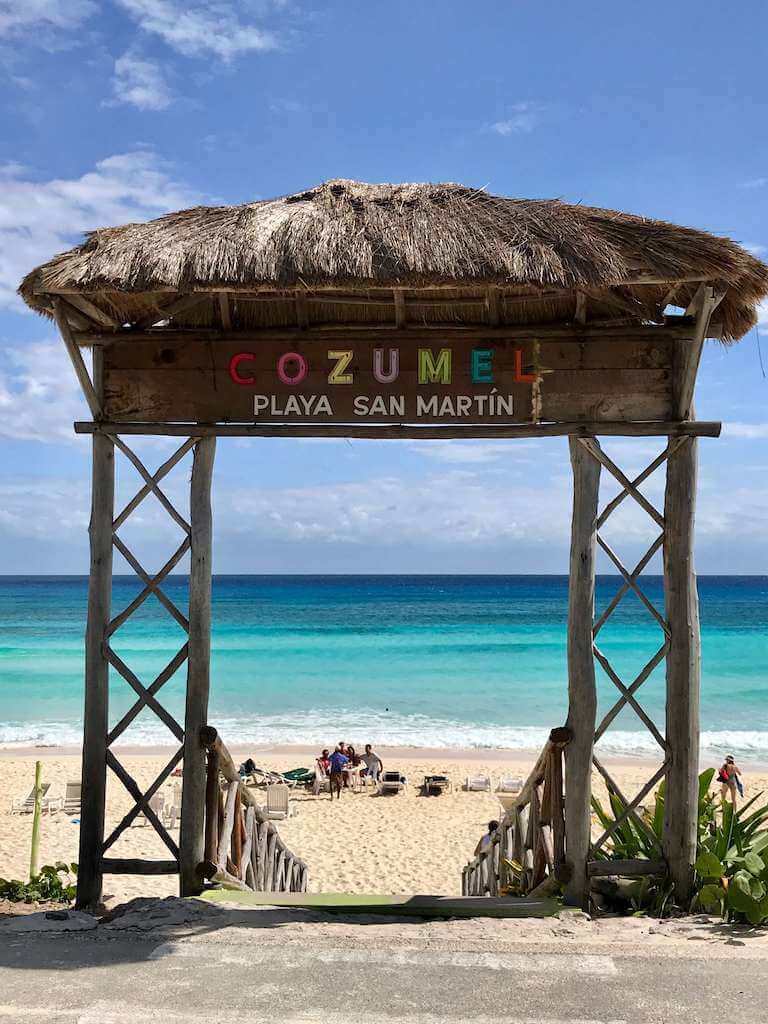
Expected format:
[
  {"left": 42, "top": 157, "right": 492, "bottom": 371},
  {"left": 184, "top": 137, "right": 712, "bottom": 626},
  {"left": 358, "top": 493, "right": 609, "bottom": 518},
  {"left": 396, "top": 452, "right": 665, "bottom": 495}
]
[{"left": 0, "top": 575, "right": 766, "bottom": 760}]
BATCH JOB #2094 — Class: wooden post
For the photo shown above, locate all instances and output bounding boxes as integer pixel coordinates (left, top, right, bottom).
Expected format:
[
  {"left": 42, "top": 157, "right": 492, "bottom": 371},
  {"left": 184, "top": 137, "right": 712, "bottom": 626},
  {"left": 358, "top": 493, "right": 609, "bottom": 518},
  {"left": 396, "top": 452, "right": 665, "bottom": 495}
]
[
  {"left": 76, "top": 428, "right": 115, "bottom": 909},
  {"left": 564, "top": 436, "right": 600, "bottom": 906},
  {"left": 180, "top": 436, "right": 216, "bottom": 896},
  {"left": 29, "top": 761, "right": 43, "bottom": 880},
  {"left": 662, "top": 436, "right": 700, "bottom": 902}
]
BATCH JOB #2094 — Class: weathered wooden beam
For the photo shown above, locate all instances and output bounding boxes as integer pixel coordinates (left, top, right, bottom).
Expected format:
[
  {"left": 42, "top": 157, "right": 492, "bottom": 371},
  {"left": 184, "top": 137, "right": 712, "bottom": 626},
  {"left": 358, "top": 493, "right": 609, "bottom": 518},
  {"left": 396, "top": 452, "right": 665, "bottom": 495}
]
[
  {"left": 587, "top": 858, "right": 667, "bottom": 878},
  {"left": 102, "top": 748, "right": 184, "bottom": 852},
  {"left": 54, "top": 298, "right": 102, "bottom": 417},
  {"left": 64, "top": 293, "right": 119, "bottom": 329},
  {"left": 102, "top": 859, "right": 179, "bottom": 875},
  {"left": 73, "top": 321, "right": 698, "bottom": 346},
  {"left": 133, "top": 294, "right": 208, "bottom": 330},
  {"left": 662, "top": 435, "right": 701, "bottom": 902},
  {"left": 393, "top": 288, "right": 406, "bottom": 328},
  {"left": 592, "top": 759, "right": 667, "bottom": 855},
  {"left": 564, "top": 435, "right": 600, "bottom": 907},
  {"left": 218, "top": 293, "right": 232, "bottom": 331},
  {"left": 74, "top": 420, "right": 723, "bottom": 440},
  {"left": 674, "top": 286, "right": 724, "bottom": 420},
  {"left": 180, "top": 436, "right": 216, "bottom": 897},
  {"left": 574, "top": 291, "right": 587, "bottom": 324},
  {"left": 75, "top": 421, "right": 114, "bottom": 911}
]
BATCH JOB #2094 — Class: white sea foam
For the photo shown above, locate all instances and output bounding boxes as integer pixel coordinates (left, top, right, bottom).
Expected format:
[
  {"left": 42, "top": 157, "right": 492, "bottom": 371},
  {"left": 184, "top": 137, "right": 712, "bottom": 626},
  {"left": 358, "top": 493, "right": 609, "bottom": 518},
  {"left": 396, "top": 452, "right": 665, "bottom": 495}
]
[{"left": 2, "top": 712, "right": 768, "bottom": 762}]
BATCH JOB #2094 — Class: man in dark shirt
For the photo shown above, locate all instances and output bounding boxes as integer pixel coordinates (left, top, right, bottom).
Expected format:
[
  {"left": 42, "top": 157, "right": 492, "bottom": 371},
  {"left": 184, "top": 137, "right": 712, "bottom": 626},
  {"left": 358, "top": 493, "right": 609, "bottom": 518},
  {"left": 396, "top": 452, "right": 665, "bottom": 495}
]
[{"left": 328, "top": 746, "right": 349, "bottom": 800}]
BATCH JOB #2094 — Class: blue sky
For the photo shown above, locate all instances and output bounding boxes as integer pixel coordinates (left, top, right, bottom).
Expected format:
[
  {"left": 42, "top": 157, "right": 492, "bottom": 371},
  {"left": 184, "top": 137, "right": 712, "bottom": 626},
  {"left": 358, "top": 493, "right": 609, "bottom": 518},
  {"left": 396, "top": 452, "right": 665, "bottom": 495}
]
[{"left": 1, "top": 0, "right": 767, "bottom": 574}]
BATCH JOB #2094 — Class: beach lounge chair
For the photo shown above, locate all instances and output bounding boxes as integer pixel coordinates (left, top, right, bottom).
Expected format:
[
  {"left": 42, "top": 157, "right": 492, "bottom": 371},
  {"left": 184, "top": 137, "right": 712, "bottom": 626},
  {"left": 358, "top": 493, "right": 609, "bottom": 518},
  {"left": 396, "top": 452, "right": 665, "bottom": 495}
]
[
  {"left": 239, "top": 762, "right": 286, "bottom": 788},
  {"left": 265, "top": 783, "right": 294, "bottom": 820},
  {"left": 379, "top": 771, "right": 407, "bottom": 794},
  {"left": 61, "top": 780, "right": 82, "bottom": 815},
  {"left": 10, "top": 782, "right": 55, "bottom": 814},
  {"left": 423, "top": 774, "right": 452, "bottom": 796},
  {"left": 464, "top": 774, "right": 491, "bottom": 792},
  {"left": 281, "top": 767, "right": 314, "bottom": 787},
  {"left": 496, "top": 776, "right": 524, "bottom": 794}
]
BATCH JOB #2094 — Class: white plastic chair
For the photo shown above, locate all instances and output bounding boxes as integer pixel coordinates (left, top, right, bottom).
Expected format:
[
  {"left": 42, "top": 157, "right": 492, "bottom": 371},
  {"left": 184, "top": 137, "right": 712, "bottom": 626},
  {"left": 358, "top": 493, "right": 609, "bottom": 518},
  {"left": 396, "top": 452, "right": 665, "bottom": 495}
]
[
  {"left": 313, "top": 763, "right": 330, "bottom": 796},
  {"left": 266, "top": 783, "right": 294, "bottom": 820}
]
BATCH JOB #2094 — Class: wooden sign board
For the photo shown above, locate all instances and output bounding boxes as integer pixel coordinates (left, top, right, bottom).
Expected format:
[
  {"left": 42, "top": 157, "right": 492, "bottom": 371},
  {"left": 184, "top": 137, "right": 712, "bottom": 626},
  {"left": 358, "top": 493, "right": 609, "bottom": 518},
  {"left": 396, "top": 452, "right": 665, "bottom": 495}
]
[{"left": 102, "top": 335, "right": 673, "bottom": 425}]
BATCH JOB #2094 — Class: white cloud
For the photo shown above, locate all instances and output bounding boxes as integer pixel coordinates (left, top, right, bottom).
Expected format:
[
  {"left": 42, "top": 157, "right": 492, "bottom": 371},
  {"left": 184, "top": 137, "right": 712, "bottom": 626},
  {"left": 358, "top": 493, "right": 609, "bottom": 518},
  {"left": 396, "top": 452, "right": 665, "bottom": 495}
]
[
  {"left": 489, "top": 102, "right": 542, "bottom": 136},
  {"left": 109, "top": 53, "right": 173, "bottom": 110},
  {"left": 0, "top": 0, "right": 96, "bottom": 41},
  {"left": 115, "top": 0, "right": 280, "bottom": 60},
  {"left": 725, "top": 422, "right": 768, "bottom": 440},
  {"left": 407, "top": 440, "right": 541, "bottom": 465},
  {"left": 743, "top": 242, "right": 767, "bottom": 257},
  {"left": 0, "top": 149, "right": 199, "bottom": 308},
  {"left": 0, "top": 340, "right": 89, "bottom": 442},
  {"left": 740, "top": 177, "right": 768, "bottom": 189}
]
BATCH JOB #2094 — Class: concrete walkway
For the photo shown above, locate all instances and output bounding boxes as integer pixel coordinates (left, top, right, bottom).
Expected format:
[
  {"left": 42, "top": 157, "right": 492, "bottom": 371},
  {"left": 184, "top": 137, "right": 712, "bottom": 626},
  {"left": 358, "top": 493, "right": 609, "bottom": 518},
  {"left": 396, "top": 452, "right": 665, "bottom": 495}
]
[{"left": 1, "top": 897, "right": 766, "bottom": 1023}]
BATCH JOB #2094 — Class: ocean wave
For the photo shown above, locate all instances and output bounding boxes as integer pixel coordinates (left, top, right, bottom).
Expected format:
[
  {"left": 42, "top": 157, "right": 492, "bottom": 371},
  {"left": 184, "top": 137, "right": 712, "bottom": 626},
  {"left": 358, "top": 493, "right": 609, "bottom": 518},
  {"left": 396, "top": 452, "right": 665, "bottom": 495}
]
[{"left": 3, "top": 712, "right": 768, "bottom": 762}]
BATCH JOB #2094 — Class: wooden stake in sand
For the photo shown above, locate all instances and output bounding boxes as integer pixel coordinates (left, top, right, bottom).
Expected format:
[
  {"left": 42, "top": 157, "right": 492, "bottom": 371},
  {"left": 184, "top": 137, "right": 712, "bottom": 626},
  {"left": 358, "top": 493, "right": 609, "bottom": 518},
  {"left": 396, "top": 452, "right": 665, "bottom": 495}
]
[{"left": 29, "top": 761, "right": 43, "bottom": 880}]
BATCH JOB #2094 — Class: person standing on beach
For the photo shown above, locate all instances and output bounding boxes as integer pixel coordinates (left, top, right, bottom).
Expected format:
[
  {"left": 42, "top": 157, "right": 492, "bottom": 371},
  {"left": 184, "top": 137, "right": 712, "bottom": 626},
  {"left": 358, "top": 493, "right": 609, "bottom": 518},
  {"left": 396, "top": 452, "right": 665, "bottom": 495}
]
[
  {"left": 717, "top": 754, "right": 742, "bottom": 805},
  {"left": 362, "top": 744, "right": 383, "bottom": 787},
  {"left": 328, "top": 745, "right": 348, "bottom": 800}
]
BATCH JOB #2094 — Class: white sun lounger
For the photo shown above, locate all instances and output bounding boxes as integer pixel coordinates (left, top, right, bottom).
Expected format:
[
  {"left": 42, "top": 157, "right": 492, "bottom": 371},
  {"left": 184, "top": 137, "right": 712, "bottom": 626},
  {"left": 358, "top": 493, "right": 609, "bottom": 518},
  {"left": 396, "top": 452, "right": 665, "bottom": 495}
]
[
  {"left": 61, "top": 780, "right": 82, "bottom": 815},
  {"left": 379, "top": 771, "right": 407, "bottom": 794},
  {"left": 496, "top": 776, "right": 524, "bottom": 794},
  {"left": 265, "top": 783, "right": 294, "bottom": 820},
  {"left": 10, "top": 782, "right": 55, "bottom": 814},
  {"left": 464, "top": 774, "right": 492, "bottom": 792}
]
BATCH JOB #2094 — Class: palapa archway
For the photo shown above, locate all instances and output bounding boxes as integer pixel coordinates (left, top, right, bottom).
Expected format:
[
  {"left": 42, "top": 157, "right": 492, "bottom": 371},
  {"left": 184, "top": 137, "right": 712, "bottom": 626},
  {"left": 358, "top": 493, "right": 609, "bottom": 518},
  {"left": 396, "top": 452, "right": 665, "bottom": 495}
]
[{"left": 20, "top": 179, "right": 768, "bottom": 909}]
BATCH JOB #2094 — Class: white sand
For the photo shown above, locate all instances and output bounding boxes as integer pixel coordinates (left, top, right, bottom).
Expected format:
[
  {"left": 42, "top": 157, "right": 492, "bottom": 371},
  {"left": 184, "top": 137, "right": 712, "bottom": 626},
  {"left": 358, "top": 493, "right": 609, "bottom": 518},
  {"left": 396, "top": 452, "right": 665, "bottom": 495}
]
[{"left": 2, "top": 747, "right": 763, "bottom": 906}]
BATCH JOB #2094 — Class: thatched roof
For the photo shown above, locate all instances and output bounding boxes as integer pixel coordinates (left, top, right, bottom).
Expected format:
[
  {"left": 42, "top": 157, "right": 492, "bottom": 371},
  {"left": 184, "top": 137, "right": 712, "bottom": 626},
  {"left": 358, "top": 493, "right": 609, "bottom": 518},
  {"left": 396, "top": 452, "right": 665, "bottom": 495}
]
[{"left": 19, "top": 179, "right": 768, "bottom": 341}]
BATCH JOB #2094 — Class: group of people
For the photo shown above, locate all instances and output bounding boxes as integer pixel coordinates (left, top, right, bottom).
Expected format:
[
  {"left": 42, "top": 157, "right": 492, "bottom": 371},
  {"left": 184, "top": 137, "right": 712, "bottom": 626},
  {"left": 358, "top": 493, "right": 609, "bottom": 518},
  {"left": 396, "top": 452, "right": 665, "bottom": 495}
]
[{"left": 316, "top": 742, "right": 384, "bottom": 799}]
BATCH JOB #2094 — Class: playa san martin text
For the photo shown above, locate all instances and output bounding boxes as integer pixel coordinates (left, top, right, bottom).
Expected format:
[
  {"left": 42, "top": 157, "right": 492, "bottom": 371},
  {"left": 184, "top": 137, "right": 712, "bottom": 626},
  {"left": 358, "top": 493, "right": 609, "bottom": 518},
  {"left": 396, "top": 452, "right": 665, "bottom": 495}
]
[{"left": 229, "top": 345, "right": 537, "bottom": 418}]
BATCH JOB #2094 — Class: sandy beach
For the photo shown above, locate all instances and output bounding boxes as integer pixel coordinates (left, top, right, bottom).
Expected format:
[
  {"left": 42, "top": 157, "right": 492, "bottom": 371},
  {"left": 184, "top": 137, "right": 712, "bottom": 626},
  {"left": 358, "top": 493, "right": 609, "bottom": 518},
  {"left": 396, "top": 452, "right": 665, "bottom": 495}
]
[{"left": 2, "top": 745, "right": 765, "bottom": 906}]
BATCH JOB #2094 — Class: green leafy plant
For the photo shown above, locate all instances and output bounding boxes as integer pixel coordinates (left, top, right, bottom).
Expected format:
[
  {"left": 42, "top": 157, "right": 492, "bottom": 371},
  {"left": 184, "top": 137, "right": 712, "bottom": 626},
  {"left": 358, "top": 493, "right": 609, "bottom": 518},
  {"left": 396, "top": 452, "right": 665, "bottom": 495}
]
[
  {"left": 590, "top": 769, "right": 768, "bottom": 924},
  {"left": 693, "top": 795, "right": 768, "bottom": 925},
  {"left": 0, "top": 862, "right": 77, "bottom": 904}
]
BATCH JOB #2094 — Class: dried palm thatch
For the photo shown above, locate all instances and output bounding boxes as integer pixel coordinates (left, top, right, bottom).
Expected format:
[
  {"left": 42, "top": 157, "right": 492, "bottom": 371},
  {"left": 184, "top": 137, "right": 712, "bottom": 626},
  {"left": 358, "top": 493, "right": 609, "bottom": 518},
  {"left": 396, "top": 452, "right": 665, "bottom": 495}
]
[{"left": 19, "top": 179, "right": 768, "bottom": 341}]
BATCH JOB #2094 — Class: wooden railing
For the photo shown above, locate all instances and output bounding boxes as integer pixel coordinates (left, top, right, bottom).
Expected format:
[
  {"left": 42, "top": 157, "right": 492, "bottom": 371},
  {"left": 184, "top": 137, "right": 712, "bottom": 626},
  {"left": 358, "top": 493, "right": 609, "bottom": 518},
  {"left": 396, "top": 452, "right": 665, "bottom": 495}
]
[
  {"left": 196, "top": 726, "right": 308, "bottom": 894},
  {"left": 462, "top": 727, "right": 570, "bottom": 898}
]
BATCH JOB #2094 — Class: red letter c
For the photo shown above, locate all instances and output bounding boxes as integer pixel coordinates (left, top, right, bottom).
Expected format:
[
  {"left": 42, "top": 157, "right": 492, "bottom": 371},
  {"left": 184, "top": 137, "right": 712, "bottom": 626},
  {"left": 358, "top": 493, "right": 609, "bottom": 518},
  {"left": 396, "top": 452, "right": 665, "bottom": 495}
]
[{"left": 229, "top": 352, "right": 256, "bottom": 385}]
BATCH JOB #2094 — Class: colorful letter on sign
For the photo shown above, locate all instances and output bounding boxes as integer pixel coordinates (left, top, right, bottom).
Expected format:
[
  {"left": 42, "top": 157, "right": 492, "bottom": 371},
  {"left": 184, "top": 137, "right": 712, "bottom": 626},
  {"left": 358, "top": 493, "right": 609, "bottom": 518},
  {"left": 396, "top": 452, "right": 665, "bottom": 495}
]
[
  {"left": 471, "top": 349, "right": 493, "bottom": 383},
  {"left": 327, "top": 351, "right": 354, "bottom": 384},
  {"left": 418, "top": 348, "right": 452, "bottom": 384}
]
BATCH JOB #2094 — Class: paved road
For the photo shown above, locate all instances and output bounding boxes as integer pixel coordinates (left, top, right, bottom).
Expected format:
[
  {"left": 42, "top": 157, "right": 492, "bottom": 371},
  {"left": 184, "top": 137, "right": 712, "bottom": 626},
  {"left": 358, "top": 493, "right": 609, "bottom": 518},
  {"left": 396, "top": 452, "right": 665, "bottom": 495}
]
[{"left": 1, "top": 929, "right": 766, "bottom": 1023}]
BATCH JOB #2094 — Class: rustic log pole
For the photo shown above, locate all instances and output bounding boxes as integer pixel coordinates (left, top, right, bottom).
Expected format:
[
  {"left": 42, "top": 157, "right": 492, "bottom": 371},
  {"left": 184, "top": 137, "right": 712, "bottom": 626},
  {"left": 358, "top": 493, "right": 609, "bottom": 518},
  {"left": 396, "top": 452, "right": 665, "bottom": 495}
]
[
  {"left": 180, "top": 436, "right": 216, "bottom": 896},
  {"left": 662, "top": 435, "right": 701, "bottom": 902},
  {"left": 256, "top": 822, "right": 268, "bottom": 891},
  {"left": 232, "top": 798, "right": 243, "bottom": 877},
  {"left": 551, "top": 747, "right": 566, "bottom": 871},
  {"left": 240, "top": 806, "right": 255, "bottom": 882},
  {"left": 76, "top": 423, "right": 114, "bottom": 910},
  {"left": 217, "top": 781, "right": 239, "bottom": 870},
  {"left": 76, "top": 419, "right": 723, "bottom": 441},
  {"left": 564, "top": 436, "right": 601, "bottom": 907},
  {"left": 204, "top": 748, "right": 219, "bottom": 864}
]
